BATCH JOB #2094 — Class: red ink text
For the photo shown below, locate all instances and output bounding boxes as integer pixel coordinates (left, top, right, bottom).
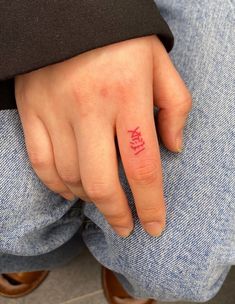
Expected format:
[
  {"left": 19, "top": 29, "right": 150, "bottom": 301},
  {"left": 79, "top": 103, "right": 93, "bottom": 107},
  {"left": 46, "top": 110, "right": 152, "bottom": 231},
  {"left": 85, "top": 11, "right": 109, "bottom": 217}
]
[{"left": 128, "top": 126, "right": 146, "bottom": 155}]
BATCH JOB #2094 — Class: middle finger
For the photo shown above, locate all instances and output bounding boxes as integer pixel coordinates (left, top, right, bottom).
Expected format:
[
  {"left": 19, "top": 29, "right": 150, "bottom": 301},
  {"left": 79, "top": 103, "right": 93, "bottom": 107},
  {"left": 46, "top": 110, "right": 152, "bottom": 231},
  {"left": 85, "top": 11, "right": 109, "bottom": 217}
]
[
  {"left": 75, "top": 115, "right": 134, "bottom": 237},
  {"left": 116, "top": 96, "right": 166, "bottom": 237}
]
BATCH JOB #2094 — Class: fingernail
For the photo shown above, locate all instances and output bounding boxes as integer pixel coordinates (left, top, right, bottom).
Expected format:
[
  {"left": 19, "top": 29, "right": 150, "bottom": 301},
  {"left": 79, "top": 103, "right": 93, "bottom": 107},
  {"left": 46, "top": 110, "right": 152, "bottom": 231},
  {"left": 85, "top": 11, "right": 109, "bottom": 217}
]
[
  {"left": 144, "top": 222, "right": 164, "bottom": 237},
  {"left": 176, "top": 131, "right": 184, "bottom": 153},
  {"left": 114, "top": 227, "right": 133, "bottom": 238}
]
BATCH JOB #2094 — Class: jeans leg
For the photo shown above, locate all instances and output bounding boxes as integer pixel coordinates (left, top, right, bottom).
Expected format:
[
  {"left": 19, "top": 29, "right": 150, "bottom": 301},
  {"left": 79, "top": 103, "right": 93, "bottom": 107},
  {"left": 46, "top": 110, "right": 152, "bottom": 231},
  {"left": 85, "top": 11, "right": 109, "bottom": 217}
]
[
  {"left": 0, "top": 232, "right": 84, "bottom": 273},
  {"left": 82, "top": 1, "right": 235, "bottom": 302},
  {"left": 0, "top": 109, "right": 84, "bottom": 272}
]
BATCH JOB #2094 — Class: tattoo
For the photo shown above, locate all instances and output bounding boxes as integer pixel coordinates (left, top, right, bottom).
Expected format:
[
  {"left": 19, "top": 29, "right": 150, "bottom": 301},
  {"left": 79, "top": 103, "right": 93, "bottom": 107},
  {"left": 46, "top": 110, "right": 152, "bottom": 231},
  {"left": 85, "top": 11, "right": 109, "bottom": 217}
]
[{"left": 128, "top": 126, "right": 145, "bottom": 155}]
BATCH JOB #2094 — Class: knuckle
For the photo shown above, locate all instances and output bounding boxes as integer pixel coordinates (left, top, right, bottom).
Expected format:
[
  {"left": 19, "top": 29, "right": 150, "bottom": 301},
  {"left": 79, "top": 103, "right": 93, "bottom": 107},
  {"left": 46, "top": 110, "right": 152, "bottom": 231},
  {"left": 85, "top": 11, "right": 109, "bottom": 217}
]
[
  {"left": 139, "top": 206, "right": 165, "bottom": 223},
  {"left": 130, "top": 160, "right": 158, "bottom": 185},
  {"left": 29, "top": 153, "right": 51, "bottom": 169},
  {"left": 70, "top": 83, "right": 95, "bottom": 119},
  {"left": 113, "top": 73, "right": 136, "bottom": 99},
  {"left": 71, "top": 81, "right": 85, "bottom": 102},
  {"left": 120, "top": 71, "right": 136, "bottom": 86},
  {"left": 98, "top": 84, "right": 112, "bottom": 99},
  {"left": 106, "top": 211, "right": 129, "bottom": 226},
  {"left": 44, "top": 180, "right": 66, "bottom": 193},
  {"left": 85, "top": 181, "right": 114, "bottom": 201},
  {"left": 177, "top": 91, "right": 193, "bottom": 114},
  {"left": 59, "top": 172, "right": 81, "bottom": 186}
]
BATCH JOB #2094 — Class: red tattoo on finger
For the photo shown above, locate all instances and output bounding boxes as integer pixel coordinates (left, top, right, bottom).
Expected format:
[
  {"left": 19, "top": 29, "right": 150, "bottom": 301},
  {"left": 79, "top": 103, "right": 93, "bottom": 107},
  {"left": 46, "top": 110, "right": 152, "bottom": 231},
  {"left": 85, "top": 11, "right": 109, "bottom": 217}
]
[{"left": 127, "top": 126, "right": 145, "bottom": 155}]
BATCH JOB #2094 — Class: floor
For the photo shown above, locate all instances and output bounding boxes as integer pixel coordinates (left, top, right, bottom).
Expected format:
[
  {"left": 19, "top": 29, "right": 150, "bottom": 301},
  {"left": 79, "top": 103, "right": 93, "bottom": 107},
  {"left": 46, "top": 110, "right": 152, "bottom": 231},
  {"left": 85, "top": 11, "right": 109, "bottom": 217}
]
[{"left": 1, "top": 248, "right": 234, "bottom": 304}]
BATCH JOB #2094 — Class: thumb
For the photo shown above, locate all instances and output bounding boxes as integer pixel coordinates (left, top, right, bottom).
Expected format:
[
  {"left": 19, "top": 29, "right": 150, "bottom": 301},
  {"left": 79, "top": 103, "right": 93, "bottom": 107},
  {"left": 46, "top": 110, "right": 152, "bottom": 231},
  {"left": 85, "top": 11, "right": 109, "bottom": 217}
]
[{"left": 152, "top": 37, "right": 192, "bottom": 153}]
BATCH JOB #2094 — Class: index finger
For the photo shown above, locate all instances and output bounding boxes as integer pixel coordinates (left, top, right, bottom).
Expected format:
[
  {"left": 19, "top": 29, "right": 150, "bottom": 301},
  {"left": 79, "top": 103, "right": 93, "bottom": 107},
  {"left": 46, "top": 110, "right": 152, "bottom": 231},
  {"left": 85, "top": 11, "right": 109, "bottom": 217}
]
[{"left": 116, "top": 100, "right": 166, "bottom": 237}]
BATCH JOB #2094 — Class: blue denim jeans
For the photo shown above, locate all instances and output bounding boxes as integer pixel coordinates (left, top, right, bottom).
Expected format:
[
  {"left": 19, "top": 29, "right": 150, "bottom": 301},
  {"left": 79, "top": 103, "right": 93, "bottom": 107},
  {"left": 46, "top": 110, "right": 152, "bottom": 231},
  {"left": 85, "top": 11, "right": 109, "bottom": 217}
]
[{"left": 0, "top": 0, "right": 235, "bottom": 302}]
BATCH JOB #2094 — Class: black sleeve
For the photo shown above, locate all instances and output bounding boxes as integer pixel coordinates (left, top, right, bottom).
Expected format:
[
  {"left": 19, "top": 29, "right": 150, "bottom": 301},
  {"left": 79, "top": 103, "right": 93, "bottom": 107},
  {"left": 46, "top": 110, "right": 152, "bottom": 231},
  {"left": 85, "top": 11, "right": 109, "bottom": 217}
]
[
  {"left": 0, "top": 0, "right": 174, "bottom": 111},
  {"left": 0, "top": 0, "right": 174, "bottom": 82}
]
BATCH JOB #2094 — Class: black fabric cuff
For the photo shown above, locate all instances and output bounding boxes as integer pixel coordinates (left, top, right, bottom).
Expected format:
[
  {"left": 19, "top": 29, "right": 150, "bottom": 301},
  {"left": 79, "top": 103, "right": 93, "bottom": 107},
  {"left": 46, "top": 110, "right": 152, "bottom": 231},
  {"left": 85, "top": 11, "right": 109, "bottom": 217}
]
[{"left": 0, "top": 0, "right": 174, "bottom": 81}]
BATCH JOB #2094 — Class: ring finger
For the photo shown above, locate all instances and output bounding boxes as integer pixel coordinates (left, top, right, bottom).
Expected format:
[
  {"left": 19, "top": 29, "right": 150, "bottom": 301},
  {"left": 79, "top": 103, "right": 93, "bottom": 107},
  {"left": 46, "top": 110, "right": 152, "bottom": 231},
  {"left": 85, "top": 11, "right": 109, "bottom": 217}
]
[{"left": 46, "top": 118, "right": 89, "bottom": 201}]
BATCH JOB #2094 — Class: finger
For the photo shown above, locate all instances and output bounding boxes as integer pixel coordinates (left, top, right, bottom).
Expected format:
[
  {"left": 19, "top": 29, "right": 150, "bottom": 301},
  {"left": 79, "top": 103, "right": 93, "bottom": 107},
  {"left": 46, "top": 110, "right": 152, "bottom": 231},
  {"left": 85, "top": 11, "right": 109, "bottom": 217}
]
[
  {"left": 19, "top": 114, "right": 75, "bottom": 201},
  {"left": 75, "top": 116, "right": 134, "bottom": 237},
  {"left": 46, "top": 118, "right": 89, "bottom": 200},
  {"left": 152, "top": 37, "right": 192, "bottom": 153},
  {"left": 116, "top": 95, "right": 166, "bottom": 237}
]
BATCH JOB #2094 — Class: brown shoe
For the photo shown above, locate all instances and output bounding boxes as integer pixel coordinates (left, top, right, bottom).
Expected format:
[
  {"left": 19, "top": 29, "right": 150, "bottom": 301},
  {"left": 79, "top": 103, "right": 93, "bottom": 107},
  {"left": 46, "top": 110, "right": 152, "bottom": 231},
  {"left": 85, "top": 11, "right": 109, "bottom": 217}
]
[
  {"left": 0, "top": 271, "right": 49, "bottom": 298},
  {"left": 102, "top": 267, "right": 155, "bottom": 304}
]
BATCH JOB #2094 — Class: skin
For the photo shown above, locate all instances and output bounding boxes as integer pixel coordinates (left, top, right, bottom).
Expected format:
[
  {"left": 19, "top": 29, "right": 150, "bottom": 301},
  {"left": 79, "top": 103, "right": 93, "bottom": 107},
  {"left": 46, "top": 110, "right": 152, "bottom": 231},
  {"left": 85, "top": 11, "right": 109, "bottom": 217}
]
[{"left": 14, "top": 35, "right": 192, "bottom": 237}]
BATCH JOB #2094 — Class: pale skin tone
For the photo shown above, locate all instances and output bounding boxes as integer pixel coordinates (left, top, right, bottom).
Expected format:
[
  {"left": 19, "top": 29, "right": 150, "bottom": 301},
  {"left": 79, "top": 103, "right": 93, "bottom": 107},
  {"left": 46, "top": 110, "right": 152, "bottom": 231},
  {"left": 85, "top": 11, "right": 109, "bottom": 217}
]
[{"left": 14, "top": 35, "right": 192, "bottom": 237}]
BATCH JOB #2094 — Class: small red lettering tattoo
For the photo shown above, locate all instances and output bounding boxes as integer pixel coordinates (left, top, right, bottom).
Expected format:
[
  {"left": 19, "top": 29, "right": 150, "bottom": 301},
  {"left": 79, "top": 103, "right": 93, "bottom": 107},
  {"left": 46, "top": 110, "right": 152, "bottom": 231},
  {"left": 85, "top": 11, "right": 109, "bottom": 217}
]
[{"left": 128, "top": 126, "right": 146, "bottom": 155}]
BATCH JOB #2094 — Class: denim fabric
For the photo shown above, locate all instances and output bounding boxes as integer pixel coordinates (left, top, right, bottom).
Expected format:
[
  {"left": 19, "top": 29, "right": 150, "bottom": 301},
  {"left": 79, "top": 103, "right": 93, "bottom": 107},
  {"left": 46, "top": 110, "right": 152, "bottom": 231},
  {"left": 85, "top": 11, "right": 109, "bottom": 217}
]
[
  {"left": 0, "top": 0, "right": 235, "bottom": 302},
  {"left": 0, "top": 232, "right": 85, "bottom": 273},
  {"left": 0, "top": 111, "right": 84, "bottom": 256}
]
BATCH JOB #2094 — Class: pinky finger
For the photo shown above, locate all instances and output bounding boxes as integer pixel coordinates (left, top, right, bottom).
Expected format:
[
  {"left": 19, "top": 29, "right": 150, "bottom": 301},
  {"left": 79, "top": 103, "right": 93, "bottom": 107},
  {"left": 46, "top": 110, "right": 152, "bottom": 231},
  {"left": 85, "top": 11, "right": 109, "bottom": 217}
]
[{"left": 20, "top": 114, "right": 75, "bottom": 201}]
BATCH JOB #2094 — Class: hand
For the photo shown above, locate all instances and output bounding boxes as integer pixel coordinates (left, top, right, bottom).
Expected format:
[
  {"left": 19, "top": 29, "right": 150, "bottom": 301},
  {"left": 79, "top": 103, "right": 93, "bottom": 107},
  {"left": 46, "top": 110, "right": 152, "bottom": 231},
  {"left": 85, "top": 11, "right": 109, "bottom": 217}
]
[{"left": 15, "top": 35, "right": 192, "bottom": 237}]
